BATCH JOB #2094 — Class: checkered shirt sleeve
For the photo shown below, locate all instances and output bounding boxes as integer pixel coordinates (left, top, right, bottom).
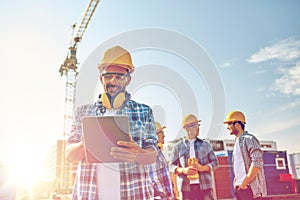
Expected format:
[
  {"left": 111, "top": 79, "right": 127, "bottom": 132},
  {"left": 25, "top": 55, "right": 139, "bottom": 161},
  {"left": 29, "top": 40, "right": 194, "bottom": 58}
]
[{"left": 148, "top": 150, "right": 174, "bottom": 199}]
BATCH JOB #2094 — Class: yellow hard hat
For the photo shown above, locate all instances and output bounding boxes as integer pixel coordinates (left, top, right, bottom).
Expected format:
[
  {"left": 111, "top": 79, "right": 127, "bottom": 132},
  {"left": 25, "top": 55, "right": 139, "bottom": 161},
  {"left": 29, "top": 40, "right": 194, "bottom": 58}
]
[
  {"left": 182, "top": 114, "right": 201, "bottom": 128},
  {"left": 98, "top": 46, "right": 135, "bottom": 73},
  {"left": 155, "top": 122, "right": 166, "bottom": 133},
  {"left": 224, "top": 111, "right": 246, "bottom": 124}
]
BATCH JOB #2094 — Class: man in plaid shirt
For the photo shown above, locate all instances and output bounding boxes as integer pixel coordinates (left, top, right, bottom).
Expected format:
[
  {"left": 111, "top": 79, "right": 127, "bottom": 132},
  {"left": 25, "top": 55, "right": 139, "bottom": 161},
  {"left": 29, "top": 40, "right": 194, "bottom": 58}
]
[
  {"left": 169, "top": 114, "right": 219, "bottom": 200},
  {"left": 224, "top": 111, "right": 266, "bottom": 200},
  {"left": 66, "top": 46, "right": 158, "bottom": 200}
]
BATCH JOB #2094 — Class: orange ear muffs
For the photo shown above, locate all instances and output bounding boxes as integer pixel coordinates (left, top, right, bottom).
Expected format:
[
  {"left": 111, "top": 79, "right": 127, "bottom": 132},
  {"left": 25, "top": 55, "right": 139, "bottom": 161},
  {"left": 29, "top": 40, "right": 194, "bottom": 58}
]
[
  {"left": 113, "top": 92, "right": 125, "bottom": 109},
  {"left": 100, "top": 92, "right": 126, "bottom": 110},
  {"left": 101, "top": 93, "right": 111, "bottom": 109},
  {"left": 157, "top": 143, "right": 163, "bottom": 149}
]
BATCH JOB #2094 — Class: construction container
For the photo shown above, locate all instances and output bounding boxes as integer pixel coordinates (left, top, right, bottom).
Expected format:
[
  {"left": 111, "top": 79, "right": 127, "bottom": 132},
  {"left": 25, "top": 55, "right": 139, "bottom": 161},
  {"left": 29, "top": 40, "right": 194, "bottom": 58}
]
[
  {"left": 214, "top": 150, "right": 295, "bottom": 197},
  {"left": 213, "top": 155, "right": 235, "bottom": 199},
  {"left": 263, "top": 151, "right": 293, "bottom": 195},
  {"left": 296, "top": 179, "right": 300, "bottom": 194}
]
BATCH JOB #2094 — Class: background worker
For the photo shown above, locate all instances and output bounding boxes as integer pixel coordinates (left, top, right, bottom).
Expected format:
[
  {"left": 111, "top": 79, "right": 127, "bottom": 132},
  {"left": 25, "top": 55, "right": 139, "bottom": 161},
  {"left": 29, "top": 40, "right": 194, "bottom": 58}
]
[
  {"left": 169, "top": 114, "right": 219, "bottom": 200},
  {"left": 224, "top": 111, "right": 266, "bottom": 200},
  {"left": 156, "top": 122, "right": 166, "bottom": 149},
  {"left": 156, "top": 121, "right": 180, "bottom": 199},
  {"left": 65, "top": 45, "right": 158, "bottom": 200},
  {"left": 156, "top": 122, "right": 180, "bottom": 199},
  {"left": 149, "top": 122, "right": 174, "bottom": 200}
]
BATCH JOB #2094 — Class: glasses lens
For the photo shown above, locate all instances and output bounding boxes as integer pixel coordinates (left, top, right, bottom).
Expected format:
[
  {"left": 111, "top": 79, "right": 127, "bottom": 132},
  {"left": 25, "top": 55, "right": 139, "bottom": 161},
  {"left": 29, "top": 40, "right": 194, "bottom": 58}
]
[
  {"left": 156, "top": 131, "right": 163, "bottom": 135},
  {"left": 186, "top": 123, "right": 200, "bottom": 129},
  {"left": 102, "top": 73, "right": 127, "bottom": 83}
]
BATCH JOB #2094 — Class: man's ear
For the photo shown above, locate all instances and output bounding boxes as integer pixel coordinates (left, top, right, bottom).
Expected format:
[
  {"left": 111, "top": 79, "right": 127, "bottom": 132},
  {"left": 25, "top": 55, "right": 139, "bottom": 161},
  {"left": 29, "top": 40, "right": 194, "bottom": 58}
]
[
  {"left": 236, "top": 123, "right": 243, "bottom": 131},
  {"left": 99, "top": 75, "right": 103, "bottom": 84},
  {"left": 126, "top": 75, "right": 131, "bottom": 86}
]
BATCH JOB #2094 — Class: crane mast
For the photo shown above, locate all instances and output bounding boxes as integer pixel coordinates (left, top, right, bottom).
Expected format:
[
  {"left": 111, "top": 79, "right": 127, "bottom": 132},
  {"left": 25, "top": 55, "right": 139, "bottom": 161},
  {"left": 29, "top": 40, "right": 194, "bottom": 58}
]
[
  {"left": 55, "top": 0, "right": 99, "bottom": 194},
  {"left": 59, "top": 0, "right": 99, "bottom": 137}
]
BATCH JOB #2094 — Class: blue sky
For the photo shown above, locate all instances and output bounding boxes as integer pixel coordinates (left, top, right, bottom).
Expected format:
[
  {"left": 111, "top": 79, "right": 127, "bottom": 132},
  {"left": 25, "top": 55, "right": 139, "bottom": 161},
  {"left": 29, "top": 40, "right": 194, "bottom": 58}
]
[{"left": 0, "top": 0, "right": 299, "bottom": 170}]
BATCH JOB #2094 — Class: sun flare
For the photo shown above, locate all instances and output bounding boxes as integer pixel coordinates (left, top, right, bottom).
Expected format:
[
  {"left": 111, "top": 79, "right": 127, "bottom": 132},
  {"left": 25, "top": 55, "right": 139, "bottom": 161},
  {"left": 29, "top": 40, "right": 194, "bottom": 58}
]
[{"left": 2, "top": 144, "right": 50, "bottom": 196}]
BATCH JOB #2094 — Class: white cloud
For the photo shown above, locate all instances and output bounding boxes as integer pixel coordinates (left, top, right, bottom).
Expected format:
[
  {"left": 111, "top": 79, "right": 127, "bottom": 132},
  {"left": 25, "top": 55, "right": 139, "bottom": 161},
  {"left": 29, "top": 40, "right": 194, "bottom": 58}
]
[
  {"left": 220, "top": 58, "right": 238, "bottom": 68},
  {"left": 273, "top": 63, "right": 300, "bottom": 96},
  {"left": 220, "top": 62, "right": 233, "bottom": 68},
  {"left": 247, "top": 38, "right": 300, "bottom": 63}
]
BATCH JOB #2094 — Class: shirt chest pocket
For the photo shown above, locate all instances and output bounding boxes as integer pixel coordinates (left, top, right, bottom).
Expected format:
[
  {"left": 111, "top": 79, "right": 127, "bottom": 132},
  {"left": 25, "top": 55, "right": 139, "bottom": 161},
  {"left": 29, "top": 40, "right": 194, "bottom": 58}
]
[
  {"left": 196, "top": 148, "right": 209, "bottom": 164},
  {"left": 129, "top": 121, "right": 147, "bottom": 145}
]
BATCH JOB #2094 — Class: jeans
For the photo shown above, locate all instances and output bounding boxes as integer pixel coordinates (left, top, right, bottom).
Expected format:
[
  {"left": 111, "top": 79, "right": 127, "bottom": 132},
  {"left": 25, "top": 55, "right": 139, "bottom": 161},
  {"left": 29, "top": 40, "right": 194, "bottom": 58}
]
[
  {"left": 234, "top": 186, "right": 262, "bottom": 200},
  {"left": 182, "top": 184, "right": 214, "bottom": 200}
]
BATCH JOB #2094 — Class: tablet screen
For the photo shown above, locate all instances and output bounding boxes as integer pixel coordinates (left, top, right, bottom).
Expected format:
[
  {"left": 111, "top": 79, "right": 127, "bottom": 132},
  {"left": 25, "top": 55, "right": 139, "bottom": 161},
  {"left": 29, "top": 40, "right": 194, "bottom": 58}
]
[{"left": 82, "top": 116, "right": 130, "bottom": 163}]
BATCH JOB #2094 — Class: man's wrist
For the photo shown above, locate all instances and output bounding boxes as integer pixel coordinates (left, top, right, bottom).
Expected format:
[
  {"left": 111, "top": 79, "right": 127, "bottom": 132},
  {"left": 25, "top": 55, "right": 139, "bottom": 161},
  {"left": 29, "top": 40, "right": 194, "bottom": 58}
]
[
  {"left": 175, "top": 167, "right": 181, "bottom": 175},
  {"left": 242, "top": 176, "right": 251, "bottom": 186}
]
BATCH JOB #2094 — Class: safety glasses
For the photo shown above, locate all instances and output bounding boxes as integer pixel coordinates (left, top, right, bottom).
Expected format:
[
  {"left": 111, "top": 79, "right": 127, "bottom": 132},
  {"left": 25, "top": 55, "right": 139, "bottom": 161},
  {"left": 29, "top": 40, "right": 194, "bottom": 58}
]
[{"left": 101, "top": 73, "right": 128, "bottom": 83}]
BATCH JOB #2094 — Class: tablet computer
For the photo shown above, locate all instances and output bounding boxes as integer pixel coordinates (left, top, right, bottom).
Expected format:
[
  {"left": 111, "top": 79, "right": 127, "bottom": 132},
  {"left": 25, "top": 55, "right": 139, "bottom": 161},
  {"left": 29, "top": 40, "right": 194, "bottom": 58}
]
[{"left": 81, "top": 115, "right": 131, "bottom": 163}]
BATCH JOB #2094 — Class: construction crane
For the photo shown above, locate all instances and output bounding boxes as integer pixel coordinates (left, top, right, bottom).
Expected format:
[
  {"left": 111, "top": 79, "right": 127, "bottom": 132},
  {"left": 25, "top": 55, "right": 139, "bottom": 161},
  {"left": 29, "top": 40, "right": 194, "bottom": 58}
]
[
  {"left": 55, "top": 0, "right": 100, "bottom": 195},
  {"left": 59, "top": 0, "right": 100, "bottom": 137}
]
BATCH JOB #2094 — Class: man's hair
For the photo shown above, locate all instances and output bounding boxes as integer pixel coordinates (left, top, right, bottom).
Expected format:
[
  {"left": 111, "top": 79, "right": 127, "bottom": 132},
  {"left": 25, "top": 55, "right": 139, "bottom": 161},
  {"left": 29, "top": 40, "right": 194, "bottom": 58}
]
[{"left": 236, "top": 121, "right": 245, "bottom": 130}]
